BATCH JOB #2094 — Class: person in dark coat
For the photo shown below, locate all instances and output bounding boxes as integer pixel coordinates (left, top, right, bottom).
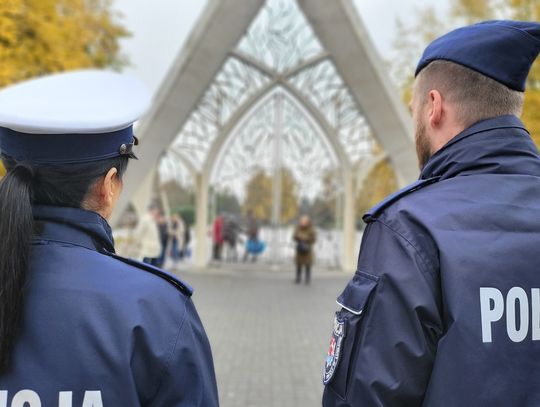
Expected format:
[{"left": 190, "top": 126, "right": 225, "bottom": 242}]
[
  {"left": 223, "top": 215, "right": 240, "bottom": 262},
  {"left": 293, "top": 215, "right": 316, "bottom": 284},
  {"left": 0, "top": 71, "right": 218, "bottom": 406},
  {"left": 323, "top": 20, "right": 540, "bottom": 406}
]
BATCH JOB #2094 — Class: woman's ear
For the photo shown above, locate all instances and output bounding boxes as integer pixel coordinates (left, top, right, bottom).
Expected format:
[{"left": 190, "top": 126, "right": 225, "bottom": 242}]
[
  {"left": 97, "top": 167, "right": 121, "bottom": 219},
  {"left": 101, "top": 168, "right": 118, "bottom": 202}
]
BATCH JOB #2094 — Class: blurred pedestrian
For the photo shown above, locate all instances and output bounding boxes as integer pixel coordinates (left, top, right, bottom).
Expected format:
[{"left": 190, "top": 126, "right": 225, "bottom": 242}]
[
  {"left": 133, "top": 204, "right": 162, "bottom": 266},
  {"left": 293, "top": 215, "right": 316, "bottom": 284},
  {"left": 212, "top": 214, "right": 224, "bottom": 261},
  {"left": 223, "top": 214, "right": 240, "bottom": 262},
  {"left": 170, "top": 213, "right": 185, "bottom": 264},
  {"left": 155, "top": 211, "right": 169, "bottom": 268},
  {"left": 183, "top": 220, "right": 192, "bottom": 258},
  {"left": 243, "top": 210, "right": 261, "bottom": 262}
]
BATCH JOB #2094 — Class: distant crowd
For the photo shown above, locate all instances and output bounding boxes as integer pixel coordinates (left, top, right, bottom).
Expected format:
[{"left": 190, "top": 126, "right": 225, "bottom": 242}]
[
  {"left": 117, "top": 204, "right": 191, "bottom": 268},
  {"left": 211, "top": 210, "right": 265, "bottom": 263},
  {"left": 117, "top": 205, "right": 318, "bottom": 284}
]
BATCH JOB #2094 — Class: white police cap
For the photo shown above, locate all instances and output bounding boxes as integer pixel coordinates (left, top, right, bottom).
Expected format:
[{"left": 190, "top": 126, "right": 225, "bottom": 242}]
[{"left": 0, "top": 70, "right": 151, "bottom": 164}]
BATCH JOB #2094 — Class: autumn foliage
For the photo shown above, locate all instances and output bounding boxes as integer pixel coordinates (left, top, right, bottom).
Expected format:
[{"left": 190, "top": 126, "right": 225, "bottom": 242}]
[
  {"left": 0, "top": 0, "right": 128, "bottom": 87},
  {"left": 242, "top": 168, "right": 299, "bottom": 224}
]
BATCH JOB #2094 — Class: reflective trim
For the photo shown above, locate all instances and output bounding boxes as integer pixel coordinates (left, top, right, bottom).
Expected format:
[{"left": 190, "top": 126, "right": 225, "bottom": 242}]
[{"left": 336, "top": 300, "right": 363, "bottom": 315}]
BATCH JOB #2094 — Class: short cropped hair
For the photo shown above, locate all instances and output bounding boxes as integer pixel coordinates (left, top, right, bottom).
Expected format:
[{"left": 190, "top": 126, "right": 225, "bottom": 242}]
[{"left": 416, "top": 60, "right": 525, "bottom": 128}]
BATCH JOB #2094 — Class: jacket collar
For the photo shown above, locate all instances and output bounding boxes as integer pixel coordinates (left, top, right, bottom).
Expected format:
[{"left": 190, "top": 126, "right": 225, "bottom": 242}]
[
  {"left": 420, "top": 115, "right": 540, "bottom": 181},
  {"left": 32, "top": 205, "right": 115, "bottom": 253}
]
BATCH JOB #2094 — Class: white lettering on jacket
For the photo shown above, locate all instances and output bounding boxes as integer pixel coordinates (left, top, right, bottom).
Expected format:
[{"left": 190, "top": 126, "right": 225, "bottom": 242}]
[
  {"left": 0, "top": 390, "right": 103, "bottom": 407},
  {"left": 480, "top": 287, "right": 540, "bottom": 343}
]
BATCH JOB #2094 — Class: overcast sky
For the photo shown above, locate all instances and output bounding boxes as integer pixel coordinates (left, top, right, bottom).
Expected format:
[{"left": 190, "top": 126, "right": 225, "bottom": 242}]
[{"left": 112, "top": 0, "right": 449, "bottom": 93}]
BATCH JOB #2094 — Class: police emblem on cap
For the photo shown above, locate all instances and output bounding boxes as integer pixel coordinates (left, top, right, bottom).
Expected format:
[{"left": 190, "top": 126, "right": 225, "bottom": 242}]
[{"left": 323, "top": 312, "right": 346, "bottom": 385}]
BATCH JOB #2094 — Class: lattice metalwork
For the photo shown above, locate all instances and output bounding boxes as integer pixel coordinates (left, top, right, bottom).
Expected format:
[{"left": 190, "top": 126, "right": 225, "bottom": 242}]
[
  {"left": 212, "top": 99, "right": 276, "bottom": 193},
  {"left": 236, "top": 0, "right": 324, "bottom": 73},
  {"left": 212, "top": 90, "right": 336, "bottom": 200},
  {"left": 159, "top": 154, "right": 194, "bottom": 188},
  {"left": 288, "top": 59, "right": 375, "bottom": 163},
  {"left": 169, "top": 0, "right": 378, "bottom": 194},
  {"left": 171, "top": 56, "right": 271, "bottom": 170}
]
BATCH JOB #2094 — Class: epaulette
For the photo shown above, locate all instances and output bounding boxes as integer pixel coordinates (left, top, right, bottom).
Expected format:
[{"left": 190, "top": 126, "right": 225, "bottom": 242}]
[
  {"left": 362, "top": 176, "right": 440, "bottom": 223},
  {"left": 101, "top": 250, "right": 193, "bottom": 297}
]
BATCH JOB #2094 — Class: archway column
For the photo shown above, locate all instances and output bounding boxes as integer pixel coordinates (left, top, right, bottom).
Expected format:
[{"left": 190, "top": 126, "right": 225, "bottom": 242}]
[
  {"left": 194, "top": 172, "right": 209, "bottom": 268},
  {"left": 343, "top": 170, "right": 357, "bottom": 273}
]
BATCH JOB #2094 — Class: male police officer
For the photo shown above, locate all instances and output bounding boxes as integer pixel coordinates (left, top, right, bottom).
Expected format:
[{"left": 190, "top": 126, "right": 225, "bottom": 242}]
[{"left": 322, "top": 20, "right": 540, "bottom": 406}]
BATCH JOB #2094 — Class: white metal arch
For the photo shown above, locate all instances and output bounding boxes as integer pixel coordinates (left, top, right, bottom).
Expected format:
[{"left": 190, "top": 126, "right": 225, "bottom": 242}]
[
  {"left": 114, "top": 0, "right": 418, "bottom": 271},
  {"left": 204, "top": 81, "right": 351, "bottom": 184}
]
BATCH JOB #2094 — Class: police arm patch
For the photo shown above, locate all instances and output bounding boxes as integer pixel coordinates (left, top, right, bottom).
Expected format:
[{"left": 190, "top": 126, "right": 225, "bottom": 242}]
[{"left": 323, "top": 312, "right": 346, "bottom": 385}]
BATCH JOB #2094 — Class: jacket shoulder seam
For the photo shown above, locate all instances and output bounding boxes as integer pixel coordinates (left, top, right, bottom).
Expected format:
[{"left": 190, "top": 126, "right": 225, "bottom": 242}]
[
  {"left": 375, "top": 218, "right": 437, "bottom": 276},
  {"left": 363, "top": 177, "right": 440, "bottom": 222}
]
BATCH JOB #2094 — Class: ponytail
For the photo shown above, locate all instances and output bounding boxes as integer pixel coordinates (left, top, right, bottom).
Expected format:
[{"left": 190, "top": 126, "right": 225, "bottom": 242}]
[
  {"left": 0, "top": 154, "right": 130, "bottom": 372},
  {"left": 0, "top": 164, "right": 34, "bottom": 372}
]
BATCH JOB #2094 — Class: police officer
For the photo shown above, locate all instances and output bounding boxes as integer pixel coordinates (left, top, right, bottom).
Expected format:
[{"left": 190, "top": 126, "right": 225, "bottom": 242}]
[
  {"left": 322, "top": 20, "right": 540, "bottom": 406},
  {"left": 0, "top": 71, "right": 219, "bottom": 406}
]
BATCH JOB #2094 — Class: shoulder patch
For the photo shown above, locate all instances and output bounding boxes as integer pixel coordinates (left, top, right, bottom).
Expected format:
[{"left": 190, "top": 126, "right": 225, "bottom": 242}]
[
  {"left": 101, "top": 250, "right": 193, "bottom": 297},
  {"left": 363, "top": 176, "right": 440, "bottom": 223}
]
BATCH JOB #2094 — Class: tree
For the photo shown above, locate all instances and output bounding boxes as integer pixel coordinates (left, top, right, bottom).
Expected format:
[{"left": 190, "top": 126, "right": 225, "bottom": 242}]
[
  {"left": 161, "top": 180, "right": 194, "bottom": 209},
  {"left": 0, "top": 0, "right": 128, "bottom": 87},
  {"left": 309, "top": 169, "right": 340, "bottom": 228},
  {"left": 215, "top": 189, "right": 241, "bottom": 215},
  {"left": 242, "top": 167, "right": 299, "bottom": 224},
  {"left": 0, "top": 0, "right": 129, "bottom": 177},
  {"left": 356, "top": 159, "right": 398, "bottom": 219}
]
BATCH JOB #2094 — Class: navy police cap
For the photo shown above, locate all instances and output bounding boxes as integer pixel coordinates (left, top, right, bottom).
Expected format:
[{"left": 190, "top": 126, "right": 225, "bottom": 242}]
[
  {"left": 415, "top": 20, "right": 540, "bottom": 91},
  {"left": 0, "top": 70, "right": 151, "bottom": 164}
]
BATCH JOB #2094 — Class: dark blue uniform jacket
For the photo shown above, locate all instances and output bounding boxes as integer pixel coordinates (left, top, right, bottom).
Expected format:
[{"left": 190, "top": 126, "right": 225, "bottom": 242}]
[
  {"left": 323, "top": 115, "right": 540, "bottom": 406},
  {"left": 0, "top": 206, "right": 219, "bottom": 407}
]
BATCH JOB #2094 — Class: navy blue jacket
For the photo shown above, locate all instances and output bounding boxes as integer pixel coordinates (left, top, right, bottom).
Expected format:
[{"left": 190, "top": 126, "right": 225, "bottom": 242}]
[
  {"left": 323, "top": 115, "right": 540, "bottom": 406},
  {"left": 0, "top": 206, "right": 219, "bottom": 406}
]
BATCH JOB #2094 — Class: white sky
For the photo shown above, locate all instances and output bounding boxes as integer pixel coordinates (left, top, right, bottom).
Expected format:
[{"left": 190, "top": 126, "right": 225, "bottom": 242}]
[{"left": 112, "top": 0, "right": 449, "bottom": 94}]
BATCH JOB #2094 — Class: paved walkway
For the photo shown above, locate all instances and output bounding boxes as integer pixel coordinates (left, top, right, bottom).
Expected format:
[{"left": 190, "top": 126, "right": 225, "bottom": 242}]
[{"left": 174, "top": 264, "right": 351, "bottom": 407}]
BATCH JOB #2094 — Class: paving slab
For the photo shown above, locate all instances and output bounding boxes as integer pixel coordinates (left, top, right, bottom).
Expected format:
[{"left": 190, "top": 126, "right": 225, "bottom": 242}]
[{"left": 174, "top": 264, "right": 351, "bottom": 407}]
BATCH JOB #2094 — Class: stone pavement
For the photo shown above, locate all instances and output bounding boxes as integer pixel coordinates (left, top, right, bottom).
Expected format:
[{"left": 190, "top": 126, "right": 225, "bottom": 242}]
[{"left": 174, "top": 264, "right": 351, "bottom": 407}]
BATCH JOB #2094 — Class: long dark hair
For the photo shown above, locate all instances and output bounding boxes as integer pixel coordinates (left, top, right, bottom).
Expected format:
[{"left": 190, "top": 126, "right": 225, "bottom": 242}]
[{"left": 0, "top": 154, "right": 130, "bottom": 372}]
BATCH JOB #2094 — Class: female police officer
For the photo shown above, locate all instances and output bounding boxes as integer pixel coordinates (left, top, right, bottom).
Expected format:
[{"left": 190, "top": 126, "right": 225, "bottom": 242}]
[{"left": 0, "top": 71, "right": 219, "bottom": 406}]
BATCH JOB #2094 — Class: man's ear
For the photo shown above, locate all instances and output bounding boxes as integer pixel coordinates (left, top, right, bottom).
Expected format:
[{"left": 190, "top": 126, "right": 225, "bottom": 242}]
[
  {"left": 100, "top": 167, "right": 119, "bottom": 207},
  {"left": 428, "top": 89, "right": 443, "bottom": 128}
]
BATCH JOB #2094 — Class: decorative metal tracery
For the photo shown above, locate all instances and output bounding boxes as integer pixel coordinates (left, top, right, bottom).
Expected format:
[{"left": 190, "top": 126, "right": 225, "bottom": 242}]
[{"left": 167, "top": 0, "right": 378, "bottom": 198}]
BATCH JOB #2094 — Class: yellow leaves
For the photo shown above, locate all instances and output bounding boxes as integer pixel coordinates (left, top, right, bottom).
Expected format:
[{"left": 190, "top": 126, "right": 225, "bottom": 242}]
[
  {"left": 356, "top": 160, "right": 398, "bottom": 218},
  {"left": 451, "top": 0, "right": 493, "bottom": 22},
  {"left": 0, "top": 0, "right": 128, "bottom": 88},
  {"left": 242, "top": 168, "right": 299, "bottom": 224},
  {"left": 0, "top": 161, "right": 5, "bottom": 178},
  {"left": 509, "top": 0, "right": 540, "bottom": 20}
]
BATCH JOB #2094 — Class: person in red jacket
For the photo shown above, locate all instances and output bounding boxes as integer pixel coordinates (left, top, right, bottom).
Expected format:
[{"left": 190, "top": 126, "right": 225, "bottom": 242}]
[{"left": 212, "top": 214, "right": 225, "bottom": 261}]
